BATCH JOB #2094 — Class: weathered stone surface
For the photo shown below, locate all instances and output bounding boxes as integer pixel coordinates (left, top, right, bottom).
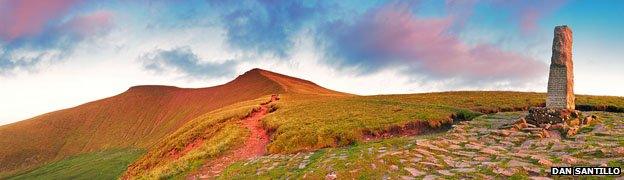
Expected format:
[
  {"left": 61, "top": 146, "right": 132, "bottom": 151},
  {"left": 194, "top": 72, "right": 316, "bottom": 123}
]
[
  {"left": 546, "top": 25, "right": 574, "bottom": 110},
  {"left": 524, "top": 107, "right": 582, "bottom": 126},
  {"left": 404, "top": 167, "right": 425, "bottom": 176},
  {"left": 229, "top": 112, "right": 624, "bottom": 179}
]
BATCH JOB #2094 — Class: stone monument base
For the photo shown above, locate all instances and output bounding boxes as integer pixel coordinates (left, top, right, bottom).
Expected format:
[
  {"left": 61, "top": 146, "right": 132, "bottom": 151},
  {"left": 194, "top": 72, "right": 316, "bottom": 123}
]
[
  {"left": 503, "top": 107, "right": 597, "bottom": 138},
  {"left": 525, "top": 107, "right": 581, "bottom": 125}
]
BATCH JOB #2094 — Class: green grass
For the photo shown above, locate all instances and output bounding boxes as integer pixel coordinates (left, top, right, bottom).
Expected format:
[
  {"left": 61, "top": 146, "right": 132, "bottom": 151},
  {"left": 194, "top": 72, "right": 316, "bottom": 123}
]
[
  {"left": 263, "top": 94, "right": 465, "bottom": 153},
  {"left": 134, "top": 124, "right": 247, "bottom": 179},
  {"left": 262, "top": 92, "right": 624, "bottom": 154},
  {"left": 122, "top": 91, "right": 624, "bottom": 178},
  {"left": 5, "top": 148, "right": 144, "bottom": 180},
  {"left": 219, "top": 135, "right": 435, "bottom": 179},
  {"left": 124, "top": 96, "right": 272, "bottom": 179}
]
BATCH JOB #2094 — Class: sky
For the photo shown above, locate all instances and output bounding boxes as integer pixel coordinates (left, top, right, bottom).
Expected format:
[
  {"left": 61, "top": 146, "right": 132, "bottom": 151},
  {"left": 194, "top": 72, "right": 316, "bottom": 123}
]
[{"left": 1, "top": 0, "right": 623, "bottom": 125}]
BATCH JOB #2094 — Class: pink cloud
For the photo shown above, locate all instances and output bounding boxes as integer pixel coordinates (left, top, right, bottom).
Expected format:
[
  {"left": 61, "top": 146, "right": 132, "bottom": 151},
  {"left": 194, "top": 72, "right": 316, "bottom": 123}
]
[
  {"left": 492, "top": 0, "right": 566, "bottom": 34},
  {"left": 0, "top": 0, "right": 82, "bottom": 41},
  {"left": 323, "top": 2, "right": 546, "bottom": 82},
  {"left": 62, "top": 10, "right": 114, "bottom": 37}
]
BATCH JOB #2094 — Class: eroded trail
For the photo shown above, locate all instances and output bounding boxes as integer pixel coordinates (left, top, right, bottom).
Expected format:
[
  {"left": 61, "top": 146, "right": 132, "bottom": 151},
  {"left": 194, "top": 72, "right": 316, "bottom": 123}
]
[{"left": 189, "top": 95, "right": 278, "bottom": 179}]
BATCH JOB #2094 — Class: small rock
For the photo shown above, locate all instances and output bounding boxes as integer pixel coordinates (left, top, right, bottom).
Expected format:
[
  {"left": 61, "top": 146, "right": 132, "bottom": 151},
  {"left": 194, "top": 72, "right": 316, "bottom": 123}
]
[
  {"left": 452, "top": 168, "right": 476, "bottom": 173},
  {"left": 547, "top": 130, "right": 562, "bottom": 139},
  {"left": 567, "top": 119, "right": 580, "bottom": 126},
  {"left": 437, "top": 170, "right": 454, "bottom": 176},
  {"left": 414, "top": 149, "right": 434, "bottom": 156},
  {"left": 495, "top": 130, "right": 512, "bottom": 137},
  {"left": 474, "top": 156, "right": 489, "bottom": 161},
  {"left": 538, "top": 159, "right": 553, "bottom": 167},
  {"left": 400, "top": 176, "right": 415, "bottom": 180},
  {"left": 390, "top": 165, "right": 399, "bottom": 171},
  {"left": 538, "top": 123, "right": 551, "bottom": 130},
  {"left": 464, "top": 144, "right": 482, "bottom": 150},
  {"left": 423, "top": 175, "right": 439, "bottom": 180},
  {"left": 550, "top": 123, "right": 565, "bottom": 130},
  {"left": 507, "top": 159, "right": 532, "bottom": 167},
  {"left": 614, "top": 147, "right": 624, "bottom": 155},
  {"left": 447, "top": 144, "right": 461, "bottom": 150},
  {"left": 522, "top": 127, "right": 544, "bottom": 132},
  {"left": 566, "top": 126, "right": 579, "bottom": 136},
  {"left": 452, "top": 151, "right": 476, "bottom": 157},
  {"left": 404, "top": 167, "right": 425, "bottom": 176},
  {"left": 410, "top": 157, "right": 422, "bottom": 162},
  {"left": 493, "top": 167, "right": 515, "bottom": 176},
  {"left": 490, "top": 146, "right": 507, "bottom": 152},
  {"left": 298, "top": 162, "right": 308, "bottom": 169},
  {"left": 399, "top": 159, "right": 407, "bottom": 163},
  {"left": 523, "top": 166, "right": 542, "bottom": 175},
  {"left": 419, "top": 162, "right": 444, "bottom": 168},
  {"left": 480, "top": 148, "right": 498, "bottom": 155},
  {"left": 561, "top": 155, "right": 578, "bottom": 165},
  {"left": 582, "top": 116, "right": 594, "bottom": 125}
]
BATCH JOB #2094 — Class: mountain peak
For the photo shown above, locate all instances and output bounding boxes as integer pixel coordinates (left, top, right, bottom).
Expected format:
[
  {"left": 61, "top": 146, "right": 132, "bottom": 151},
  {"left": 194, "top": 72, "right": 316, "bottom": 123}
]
[
  {"left": 236, "top": 68, "right": 350, "bottom": 96},
  {"left": 126, "top": 85, "right": 179, "bottom": 92}
]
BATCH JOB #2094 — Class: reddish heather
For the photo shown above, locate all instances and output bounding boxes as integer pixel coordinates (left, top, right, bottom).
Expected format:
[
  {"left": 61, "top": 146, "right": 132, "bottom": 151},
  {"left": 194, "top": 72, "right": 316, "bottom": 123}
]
[
  {"left": 0, "top": 68, "right": 345, "bottom": 172},
  {"left": 187, "top": 95, "right": 279, "bottom": 179}
]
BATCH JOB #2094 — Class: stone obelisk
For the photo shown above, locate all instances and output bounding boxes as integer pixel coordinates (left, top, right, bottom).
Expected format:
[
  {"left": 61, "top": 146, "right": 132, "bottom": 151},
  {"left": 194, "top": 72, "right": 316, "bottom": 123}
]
[
  {"left": 518, "top": 26, "right": 588, "bottom": 137},
  {"left": 546, "top": 25, "right": 574, "bottom": 110}
]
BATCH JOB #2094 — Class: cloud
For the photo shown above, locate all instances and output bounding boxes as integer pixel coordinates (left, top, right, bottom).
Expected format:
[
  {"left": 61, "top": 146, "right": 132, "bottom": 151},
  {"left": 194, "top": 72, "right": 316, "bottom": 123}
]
[
  {"left": 0, "top": 10, "right": 114, "bottom": 75},
  {"left": 62, "top": 11, "right": 114, "bottom": 38},
  {"left": 318, "top": 2, "right": 546, "bottom": 85},
  {"left": 140, "top": 47, "right": 238, "bottom": 79},
  {"left": 211, "top": 0, "right": 327, "bottom": 57},
  {"left": 490, "top": 0, "right": 566, "bottom": 34},
  {"left": 0, "top": 0, "right": 83, "bottom": 41}
]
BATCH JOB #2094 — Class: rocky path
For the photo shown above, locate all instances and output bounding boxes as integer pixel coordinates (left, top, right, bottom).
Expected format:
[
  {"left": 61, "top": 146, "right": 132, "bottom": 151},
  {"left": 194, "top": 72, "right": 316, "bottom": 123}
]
[
  {"left": 189, "top": 95, "right": 278, "bottom": 179},
  {"left": 218, "top": 111, "right": 624, "bottom": 179}
]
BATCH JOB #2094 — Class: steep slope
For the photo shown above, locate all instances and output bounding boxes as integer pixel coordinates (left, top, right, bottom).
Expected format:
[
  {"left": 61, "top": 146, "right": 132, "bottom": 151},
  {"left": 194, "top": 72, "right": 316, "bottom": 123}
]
[
  {"left": 0, "top": 68, "right": 345, "bottom": 173},
  {"left": 256, "top": 69, "right": 350, "bottom": 96}
]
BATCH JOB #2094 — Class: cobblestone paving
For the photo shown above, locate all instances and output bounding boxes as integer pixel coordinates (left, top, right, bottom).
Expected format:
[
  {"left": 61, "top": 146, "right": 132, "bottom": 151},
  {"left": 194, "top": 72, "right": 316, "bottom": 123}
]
[{"left": 219, "top": 112, "right": 624, "bottom": 179}]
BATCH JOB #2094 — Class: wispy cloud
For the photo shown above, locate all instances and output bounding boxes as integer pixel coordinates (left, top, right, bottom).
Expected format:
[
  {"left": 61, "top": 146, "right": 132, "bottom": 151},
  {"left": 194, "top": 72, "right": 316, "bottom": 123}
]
[
  {"left": 0, "top": 10, "right": 114, "bottom": 75},
  {"left": 0, "top": 0, "right": 83, "bottom": 41},
  {"left": 490, "top": 0, "right": 567, "bottom": 34},
  {"left": 211, "top": 0, "right": 327, "bottom": 57},
  {"left": 139, "top": 47, "right": 237, "bottom": 79},
  {"left": 317, "top": 2, "right": 547, "bottom": 85}
]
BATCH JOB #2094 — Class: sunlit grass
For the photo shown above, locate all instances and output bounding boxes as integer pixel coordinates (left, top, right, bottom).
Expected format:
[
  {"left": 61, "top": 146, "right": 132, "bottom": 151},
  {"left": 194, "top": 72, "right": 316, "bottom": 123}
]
[
  {"left": 262, "top": 91, "right": 624, "bottom": 154},
  {"left": 124, "top": 96, "right": 273, "bottom": 178},
  {"left": 123, "top": 91, "right": 624, "bottom": 178},
  {"left": 4, "top": 148, "right": 144, "bottom": 180}
]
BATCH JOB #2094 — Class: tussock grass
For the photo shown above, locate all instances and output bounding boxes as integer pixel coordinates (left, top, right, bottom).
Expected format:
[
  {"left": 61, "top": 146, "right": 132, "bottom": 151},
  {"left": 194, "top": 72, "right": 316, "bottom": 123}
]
[
  {"left": 134, "top": 124, "right": 247, "bottom": 179},
  {"left": 263, "top": 94, "right": 458, "bottom": 153},
  {"left": 0, "top": 69, "right": 285, "bottom": 173},
  {"left": 124, "top": 97, "right": 273, "bottom": 179},
  {"left": 262, "top": 91, "right": 624, "bottom": 154},
  {"left": 4, "top": 148, "right": 144, "bottom": 180}
]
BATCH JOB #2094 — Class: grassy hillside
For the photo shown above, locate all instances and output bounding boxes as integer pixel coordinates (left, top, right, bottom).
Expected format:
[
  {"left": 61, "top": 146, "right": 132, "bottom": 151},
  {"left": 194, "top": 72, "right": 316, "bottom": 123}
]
[
  {"left": 123, "top": 91, "right": 624, "bottom": 179},
  {"left": 3, "top": 68, "right": 624, "bottom": 179},
  {"left": 0, "top": 69, "right": 309, "bottom": 173},
  {"left": 220, "top": 111, "right": 624, "bottom": 179},
  {"left": 262, "top": 91, "right": 624, "bottom": 154},
  {"left": 124, "top": 98, "right": 269, "bottom": 179},
  {"left": 4, "top": 148, "right": 144, "bottom": 180}
]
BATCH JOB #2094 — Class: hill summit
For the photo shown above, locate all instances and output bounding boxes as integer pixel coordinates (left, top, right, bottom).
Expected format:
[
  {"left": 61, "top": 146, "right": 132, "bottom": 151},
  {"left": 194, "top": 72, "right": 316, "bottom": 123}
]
[{"left": 0, "top": 68, "right": 346, "bottom": 172}]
